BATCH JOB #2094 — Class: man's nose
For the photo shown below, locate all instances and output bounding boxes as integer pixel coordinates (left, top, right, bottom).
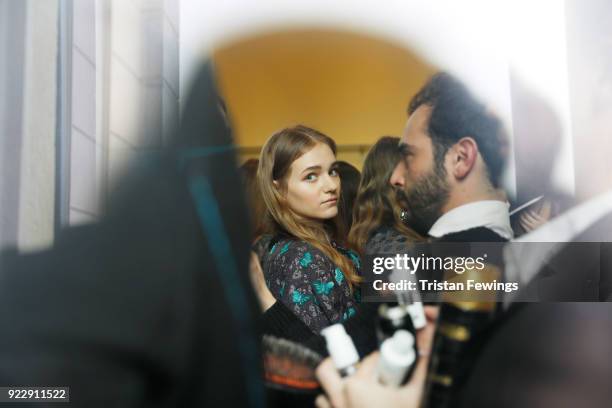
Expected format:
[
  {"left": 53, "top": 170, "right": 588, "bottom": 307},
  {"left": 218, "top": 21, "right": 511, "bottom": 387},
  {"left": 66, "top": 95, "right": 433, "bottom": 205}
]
[{"left": 389, "top": 162, "right": 406, "bottom": 187}]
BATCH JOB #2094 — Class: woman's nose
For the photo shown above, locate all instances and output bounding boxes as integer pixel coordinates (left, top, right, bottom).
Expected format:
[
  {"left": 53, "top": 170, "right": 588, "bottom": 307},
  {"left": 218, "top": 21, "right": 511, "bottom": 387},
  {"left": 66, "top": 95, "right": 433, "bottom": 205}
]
[{"left": 389, "top": 162, "right": 406, "bottom": 188}]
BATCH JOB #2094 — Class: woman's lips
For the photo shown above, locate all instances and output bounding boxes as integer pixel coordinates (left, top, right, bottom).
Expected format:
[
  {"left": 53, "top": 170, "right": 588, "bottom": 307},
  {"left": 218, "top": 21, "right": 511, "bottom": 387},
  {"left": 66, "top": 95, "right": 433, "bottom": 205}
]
[{"left": 322, "top": 198, "right": 338, "bottom": 205}]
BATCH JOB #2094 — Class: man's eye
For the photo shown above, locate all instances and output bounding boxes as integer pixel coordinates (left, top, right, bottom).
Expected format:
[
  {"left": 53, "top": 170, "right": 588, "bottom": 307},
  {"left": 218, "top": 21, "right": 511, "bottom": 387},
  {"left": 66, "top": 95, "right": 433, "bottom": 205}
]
[
  {"left": 399, "top": 145, "right": 412, "bottom": 158},
  {"left": 305, "top": 173, "right": 317, "bottom": 181}
]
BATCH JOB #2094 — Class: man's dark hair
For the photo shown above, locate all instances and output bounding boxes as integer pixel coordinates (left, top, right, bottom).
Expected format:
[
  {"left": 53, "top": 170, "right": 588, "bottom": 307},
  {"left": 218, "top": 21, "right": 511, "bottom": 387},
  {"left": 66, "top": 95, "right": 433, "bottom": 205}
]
[{"left": 408, "top": 72, "right": 507, "bottom": 187}]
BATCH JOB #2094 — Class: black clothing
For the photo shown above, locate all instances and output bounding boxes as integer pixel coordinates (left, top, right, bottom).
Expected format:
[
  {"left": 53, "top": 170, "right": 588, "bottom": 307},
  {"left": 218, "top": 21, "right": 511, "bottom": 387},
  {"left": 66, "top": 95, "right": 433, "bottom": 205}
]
[
  {"left": 458, "top": 303, "right": 612, "bottom": 408},
  {"left": 458, "top": 211, "right": 612, "bottom": 407},
  {"left": 425, "top": 226, "right": 509, "bottom": 407},
  {"left": 0, "top": 63, "right": 264, "bottom": 408},
  {"left": 262, "top": 302, "right": 379, "bottom": 357},
  {"left": 261, "top": 300, "right": 379, "bottom": 359},
  {"left": 262, "top": 301, "right": 327, "bottom": 356},
  {"left": 364, "top": 225, "right": 417, "bottom": 255},
  {"left": 518, "top": 211, "right": 612, "bottom": 302}
]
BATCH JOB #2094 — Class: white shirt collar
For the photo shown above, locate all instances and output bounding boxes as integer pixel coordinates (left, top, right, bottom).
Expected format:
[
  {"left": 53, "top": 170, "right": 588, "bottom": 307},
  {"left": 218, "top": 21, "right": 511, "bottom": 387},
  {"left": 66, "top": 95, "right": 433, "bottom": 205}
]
[{"left": 428, "top": 200, "right": 513, "bottom": 240}]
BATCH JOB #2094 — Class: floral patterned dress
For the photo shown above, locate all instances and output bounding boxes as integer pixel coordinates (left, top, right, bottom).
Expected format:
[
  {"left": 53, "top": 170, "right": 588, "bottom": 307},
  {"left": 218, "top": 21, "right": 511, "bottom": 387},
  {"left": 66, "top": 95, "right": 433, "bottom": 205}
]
[{"left": 262, "top": 235, "right": 361, "bottom": 334}]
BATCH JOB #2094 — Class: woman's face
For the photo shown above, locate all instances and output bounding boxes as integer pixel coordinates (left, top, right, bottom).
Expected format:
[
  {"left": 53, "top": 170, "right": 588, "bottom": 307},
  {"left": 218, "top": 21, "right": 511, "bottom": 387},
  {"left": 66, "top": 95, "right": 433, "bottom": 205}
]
[{"left": 282, "top": 143, "right": 340, "bottom": 221}]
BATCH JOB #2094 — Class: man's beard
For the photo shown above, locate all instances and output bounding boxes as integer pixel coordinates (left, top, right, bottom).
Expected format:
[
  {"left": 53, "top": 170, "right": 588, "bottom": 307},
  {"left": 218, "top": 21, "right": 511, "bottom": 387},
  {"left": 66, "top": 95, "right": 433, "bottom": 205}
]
[{"left": 397, "top": 165, "right": 450, "bottom": 236}]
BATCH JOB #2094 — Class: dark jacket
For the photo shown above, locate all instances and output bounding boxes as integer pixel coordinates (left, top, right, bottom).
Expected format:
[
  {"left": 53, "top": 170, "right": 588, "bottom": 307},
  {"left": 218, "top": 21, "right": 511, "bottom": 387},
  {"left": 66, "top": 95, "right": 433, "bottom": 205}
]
[
  {"left": 0, "top": 63, "right": 264, "bottom": 408},
  {"left": 457, "top": 212, "right": 612, "bottom": 408}
]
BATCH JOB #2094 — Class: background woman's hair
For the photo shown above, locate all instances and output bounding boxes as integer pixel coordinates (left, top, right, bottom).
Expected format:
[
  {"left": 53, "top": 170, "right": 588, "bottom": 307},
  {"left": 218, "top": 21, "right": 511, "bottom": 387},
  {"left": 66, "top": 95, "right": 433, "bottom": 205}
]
[
  {"left": 349, "top": 136, "right": 422, "bottom": 253},
  {"left": 335, "top": 161, "right": 361, "bottom": 232},
  {"left": 257, "top": 125, "right": 360, "bottom": 288},
  {"left": 239, "top": 158, "right": 267, "bottom": 240}
]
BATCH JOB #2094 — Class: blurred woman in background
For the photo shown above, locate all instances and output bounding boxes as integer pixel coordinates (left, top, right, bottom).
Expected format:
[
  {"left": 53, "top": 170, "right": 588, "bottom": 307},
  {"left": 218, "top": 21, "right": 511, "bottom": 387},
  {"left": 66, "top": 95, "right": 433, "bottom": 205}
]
[
  {"left": 335, "top": 161, "right": 361, "bottom": 233},
  {"left": 350, "top": 136, "right": 422, "bottom": 255}
]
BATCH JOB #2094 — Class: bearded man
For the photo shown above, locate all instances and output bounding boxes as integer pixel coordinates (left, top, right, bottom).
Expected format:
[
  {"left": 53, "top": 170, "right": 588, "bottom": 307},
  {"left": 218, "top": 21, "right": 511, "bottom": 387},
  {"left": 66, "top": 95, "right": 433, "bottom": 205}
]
[{"left": 390, "top": 72, "right": 511, "bottom": 242}]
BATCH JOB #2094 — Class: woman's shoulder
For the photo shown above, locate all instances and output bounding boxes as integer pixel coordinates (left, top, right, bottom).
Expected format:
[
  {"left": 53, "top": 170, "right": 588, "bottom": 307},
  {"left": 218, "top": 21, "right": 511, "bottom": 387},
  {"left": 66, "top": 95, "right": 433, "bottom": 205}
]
[
  {"left": 266, "top": 235, "right": 361, "bottom": 274},
  {"left": 332, "top": 241, "right": 361, "bottom": 270},
  {"left": 252, "top": 234, "right": 274, "bottom": 260},
  {"left": 267, "top": 235, "right": 345, "bottom": 273},
  {"left": 267, "top": 235, "right": 324, "bottom": 261}
]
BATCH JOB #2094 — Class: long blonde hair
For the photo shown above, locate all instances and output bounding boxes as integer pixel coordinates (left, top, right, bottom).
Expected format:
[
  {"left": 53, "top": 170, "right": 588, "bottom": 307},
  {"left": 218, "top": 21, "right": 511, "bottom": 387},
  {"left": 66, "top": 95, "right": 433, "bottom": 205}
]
[
  {"left": 350, "top": 136, "right": 422, "bottom": 253},
  {"left": 257, "top": 125, "right": 360, "bottom": 288}
]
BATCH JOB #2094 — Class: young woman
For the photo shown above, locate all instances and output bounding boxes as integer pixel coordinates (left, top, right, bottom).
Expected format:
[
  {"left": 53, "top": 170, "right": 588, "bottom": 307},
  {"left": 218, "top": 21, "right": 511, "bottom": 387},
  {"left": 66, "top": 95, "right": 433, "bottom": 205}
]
[
  {"left": 257, "top": 125, "right": 361, "bottom": 333},
  {"left": 350, "top": 136, "right": 422, "bottom": 255}
]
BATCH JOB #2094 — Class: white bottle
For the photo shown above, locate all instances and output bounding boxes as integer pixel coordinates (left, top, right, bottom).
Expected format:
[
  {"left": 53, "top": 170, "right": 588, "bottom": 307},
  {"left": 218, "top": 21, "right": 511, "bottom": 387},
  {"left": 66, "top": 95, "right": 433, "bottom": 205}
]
[
  {"left": 321, "top": 324, "right": 360, "bottom": 377},
  {"left": 376, "top": 330, "right": 416, "bottom": 387},
  {"left": 407, "top": 301, "right": 427, "bottom": 330}
]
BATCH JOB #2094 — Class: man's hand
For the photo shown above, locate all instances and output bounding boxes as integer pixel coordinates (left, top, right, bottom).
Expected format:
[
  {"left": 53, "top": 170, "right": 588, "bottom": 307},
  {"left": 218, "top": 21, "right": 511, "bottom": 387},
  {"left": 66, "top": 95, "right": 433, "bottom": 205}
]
[
  {"left": 416, "top": 305, "right": 439, "bottom": 357},
  {"left": 315, "top": 357, "right": 347, "bottom": 408},
  {"left": 519, "top": 200, "right": 552, "bottom": 232},
  {"left": 315, "top": 350, "right": 429, "bottom": 408}
]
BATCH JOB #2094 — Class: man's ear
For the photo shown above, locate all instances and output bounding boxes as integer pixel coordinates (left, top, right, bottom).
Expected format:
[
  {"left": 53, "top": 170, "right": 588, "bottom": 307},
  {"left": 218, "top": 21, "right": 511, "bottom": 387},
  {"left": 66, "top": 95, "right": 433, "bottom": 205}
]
[{"left": 451, "top": 137, "right": 478, "bottom": 179}]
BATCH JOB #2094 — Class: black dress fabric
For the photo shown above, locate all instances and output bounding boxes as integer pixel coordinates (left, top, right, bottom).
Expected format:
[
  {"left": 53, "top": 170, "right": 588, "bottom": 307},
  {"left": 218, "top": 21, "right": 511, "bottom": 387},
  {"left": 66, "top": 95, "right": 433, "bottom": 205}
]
[{"left": 260, "top": 299, "right": 379, "bottom": 359}]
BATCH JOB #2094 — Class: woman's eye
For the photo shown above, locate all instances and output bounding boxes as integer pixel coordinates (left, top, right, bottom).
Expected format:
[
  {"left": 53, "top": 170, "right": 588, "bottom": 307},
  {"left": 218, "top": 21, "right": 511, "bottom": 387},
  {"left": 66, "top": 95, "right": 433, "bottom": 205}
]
[
  {"left": 305, "top": 173, "right": 317, "bottom": 181},
  {"left": 330, "top": 168, "right": 339, "bottom": 177}
]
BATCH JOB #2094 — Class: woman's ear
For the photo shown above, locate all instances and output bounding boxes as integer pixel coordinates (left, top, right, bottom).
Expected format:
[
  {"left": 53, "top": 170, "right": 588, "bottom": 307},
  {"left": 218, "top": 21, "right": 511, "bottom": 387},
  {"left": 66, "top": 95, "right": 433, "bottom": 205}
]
[{"left": 273, "top": 179, "right": 285, "bottom": 195}]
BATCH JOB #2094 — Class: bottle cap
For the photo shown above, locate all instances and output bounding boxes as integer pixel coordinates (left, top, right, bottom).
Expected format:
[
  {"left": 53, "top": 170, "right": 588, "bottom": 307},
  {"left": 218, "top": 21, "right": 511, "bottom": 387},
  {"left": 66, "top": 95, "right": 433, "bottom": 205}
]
[
  {"left": 389, "top": 330, "right": 415, "bottom": 354},
  {"left": 377, "top": 330, "right": 416, "bottom": 387},
  {"left": 321, "top": 324, "right": 359, "bottom": 370}
]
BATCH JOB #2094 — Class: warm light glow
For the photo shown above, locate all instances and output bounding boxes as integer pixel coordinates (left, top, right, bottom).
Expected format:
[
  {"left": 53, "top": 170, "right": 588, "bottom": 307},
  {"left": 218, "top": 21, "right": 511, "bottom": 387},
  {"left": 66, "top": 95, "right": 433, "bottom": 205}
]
[{"left": 181, "top": 0, "right": 575, "bottom": 194}]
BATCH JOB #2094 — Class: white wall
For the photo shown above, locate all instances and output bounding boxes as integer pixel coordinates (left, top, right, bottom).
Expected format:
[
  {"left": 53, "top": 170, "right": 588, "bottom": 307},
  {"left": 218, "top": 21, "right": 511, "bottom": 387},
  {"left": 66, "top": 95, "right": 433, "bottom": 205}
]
[
  {"left": 180, "top": 0, "right": 516, "bottom": 113},
  {"left": 68, "top": 0, "right": 101, "bottom": 225},
  {"left": 0, "top": 0, "right": 180, "bottom": 251},
  {"left": 0, "top": 0, "right": 26, "bottom": 250},
  {"left": 65, "top": 0, "right": 180, "bottom": 226},
  {"left": 107, "top": 0, "right": 180, "bottom": 189},
  {"left": 10, "top": 0, "right": 58, "bottom": 252}
]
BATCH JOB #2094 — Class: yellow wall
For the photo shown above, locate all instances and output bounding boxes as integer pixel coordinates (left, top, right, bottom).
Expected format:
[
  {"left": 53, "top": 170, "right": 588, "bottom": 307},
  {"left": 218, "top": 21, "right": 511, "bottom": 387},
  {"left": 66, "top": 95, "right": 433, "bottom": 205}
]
[{"left": 213, "top": 29, "right": 435, "bottom": 169}]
